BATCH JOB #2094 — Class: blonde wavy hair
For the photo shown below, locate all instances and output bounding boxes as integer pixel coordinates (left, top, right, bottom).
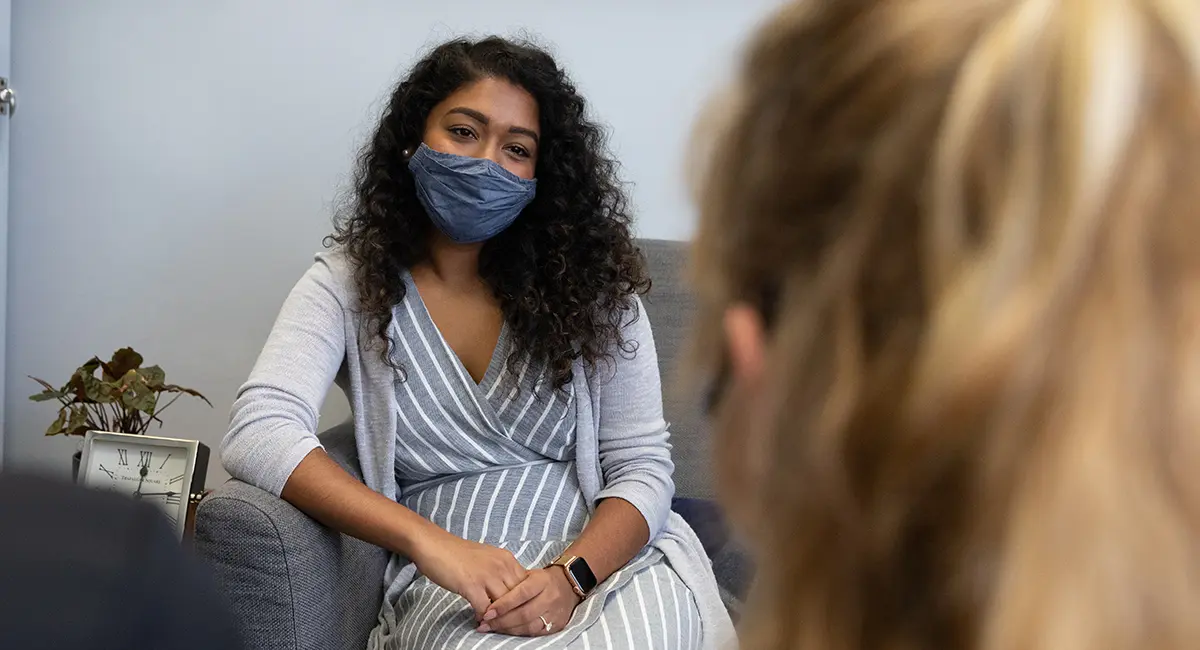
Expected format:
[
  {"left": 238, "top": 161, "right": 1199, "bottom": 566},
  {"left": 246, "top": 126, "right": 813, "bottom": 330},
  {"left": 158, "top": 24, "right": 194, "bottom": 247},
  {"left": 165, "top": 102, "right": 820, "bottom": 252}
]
[{"left": 691, "top": 1, "right": 1200, "bottom": 649}]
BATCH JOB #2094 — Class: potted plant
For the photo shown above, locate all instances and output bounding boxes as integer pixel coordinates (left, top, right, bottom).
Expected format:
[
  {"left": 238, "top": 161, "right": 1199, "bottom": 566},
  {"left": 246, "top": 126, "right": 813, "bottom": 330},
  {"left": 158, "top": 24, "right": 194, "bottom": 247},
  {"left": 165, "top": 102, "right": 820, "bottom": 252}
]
[{"left": 29, "top": 347, "right": 211, "bottom": 481}]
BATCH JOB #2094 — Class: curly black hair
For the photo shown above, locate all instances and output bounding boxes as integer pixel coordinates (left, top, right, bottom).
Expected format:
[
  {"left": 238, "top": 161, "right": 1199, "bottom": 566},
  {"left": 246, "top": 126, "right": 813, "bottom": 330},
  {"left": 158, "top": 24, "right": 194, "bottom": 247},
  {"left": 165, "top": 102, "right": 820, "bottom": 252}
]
[{"left": 328, "top": 36, "right": 650, "bottom": 389}]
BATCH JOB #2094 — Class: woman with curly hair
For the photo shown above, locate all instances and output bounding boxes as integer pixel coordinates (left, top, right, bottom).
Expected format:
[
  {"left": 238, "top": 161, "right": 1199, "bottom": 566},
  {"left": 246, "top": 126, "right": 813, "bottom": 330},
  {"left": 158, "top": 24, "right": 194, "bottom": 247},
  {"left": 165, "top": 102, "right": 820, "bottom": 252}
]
[{"left": 222, "top": 36, "right": 733, "bottom": 649}]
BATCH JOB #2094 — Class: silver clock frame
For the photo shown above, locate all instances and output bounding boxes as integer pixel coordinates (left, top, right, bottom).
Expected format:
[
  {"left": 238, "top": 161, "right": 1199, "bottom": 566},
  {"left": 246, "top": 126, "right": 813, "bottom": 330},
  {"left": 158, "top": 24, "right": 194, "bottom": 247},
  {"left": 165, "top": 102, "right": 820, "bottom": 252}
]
[{"left": 78, "top": 430, "right": 201, "bottom": 540}]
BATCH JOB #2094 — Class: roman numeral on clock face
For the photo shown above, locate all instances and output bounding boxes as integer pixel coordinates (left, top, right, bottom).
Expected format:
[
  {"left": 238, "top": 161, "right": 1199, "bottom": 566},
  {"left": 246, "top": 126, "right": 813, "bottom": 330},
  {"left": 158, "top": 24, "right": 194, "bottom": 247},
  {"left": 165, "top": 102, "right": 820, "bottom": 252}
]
[
  {"left": 139, "top": 451, "right": 153, "bottom": 468},
  {"left": 118, "top": 449, "right": 129, "bottom": 466},
  {"left": 169, "top": 474, "right": 184, "bottom": 485}
]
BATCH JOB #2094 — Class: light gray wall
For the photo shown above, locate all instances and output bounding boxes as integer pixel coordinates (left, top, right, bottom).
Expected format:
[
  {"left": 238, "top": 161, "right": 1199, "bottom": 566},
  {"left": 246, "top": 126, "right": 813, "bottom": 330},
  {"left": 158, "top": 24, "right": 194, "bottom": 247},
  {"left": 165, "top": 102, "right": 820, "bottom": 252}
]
[{"left": 4, "top": 0, "right": 779, "bottom": 485}]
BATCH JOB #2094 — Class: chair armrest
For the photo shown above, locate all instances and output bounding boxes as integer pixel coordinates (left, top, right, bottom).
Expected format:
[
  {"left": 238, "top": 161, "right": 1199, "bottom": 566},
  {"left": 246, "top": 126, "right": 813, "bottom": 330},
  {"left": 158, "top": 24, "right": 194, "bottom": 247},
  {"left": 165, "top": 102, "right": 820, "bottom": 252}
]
[{"left": 195, "top": 422, "right": 389, "bottom": 650}]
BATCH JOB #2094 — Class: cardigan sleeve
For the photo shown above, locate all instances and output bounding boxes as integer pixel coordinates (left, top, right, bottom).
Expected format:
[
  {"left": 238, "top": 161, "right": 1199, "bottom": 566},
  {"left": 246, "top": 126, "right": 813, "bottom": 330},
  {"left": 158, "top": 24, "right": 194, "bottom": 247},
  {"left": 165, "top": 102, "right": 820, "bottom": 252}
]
[
  {"left": 593, "top": 295, "right": 677, "bottom": 540},
  {"left": 221, "top": 256, "right": 347, "bottom": 496}
]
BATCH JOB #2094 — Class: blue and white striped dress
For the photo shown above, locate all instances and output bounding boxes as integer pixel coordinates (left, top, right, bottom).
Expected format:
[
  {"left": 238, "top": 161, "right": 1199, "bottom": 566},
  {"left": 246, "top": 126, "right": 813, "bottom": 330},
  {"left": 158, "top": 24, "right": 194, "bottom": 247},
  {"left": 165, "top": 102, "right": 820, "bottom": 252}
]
[{"left": 374, "top": 272, "right": 701, "bottom": 649}]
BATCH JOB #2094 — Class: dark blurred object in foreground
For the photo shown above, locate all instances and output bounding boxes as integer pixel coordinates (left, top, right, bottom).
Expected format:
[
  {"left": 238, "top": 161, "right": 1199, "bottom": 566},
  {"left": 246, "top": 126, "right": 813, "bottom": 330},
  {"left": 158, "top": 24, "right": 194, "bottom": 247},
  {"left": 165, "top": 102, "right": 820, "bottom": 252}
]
[{"left": 0, "top": 472, "right": 241, "bottom": 650}]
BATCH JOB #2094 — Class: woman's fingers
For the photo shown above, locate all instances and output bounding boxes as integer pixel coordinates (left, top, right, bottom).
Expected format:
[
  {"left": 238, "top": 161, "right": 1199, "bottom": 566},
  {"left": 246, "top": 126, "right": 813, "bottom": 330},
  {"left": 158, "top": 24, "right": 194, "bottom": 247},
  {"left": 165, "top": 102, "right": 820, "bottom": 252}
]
[
  {"left": 486, "top": 589, "right": 557, "bottom": 635},
  {"left": 485, "top": 572, "right": 542, "bottom": 622},
  {"left": 487, "top": 548, "right": 527, "bottom": 591},
  {"left": 484, "top": 578, "right": 513, "bottom": 605},
  {"left": 503, "top": 561, "right": 528, "bottom": 591},
  {"left": 465, "top": 549, "right": 528, "bottom": 620},
  {"left": 462, "top": 586, "right": 492, "bottom": 620}
]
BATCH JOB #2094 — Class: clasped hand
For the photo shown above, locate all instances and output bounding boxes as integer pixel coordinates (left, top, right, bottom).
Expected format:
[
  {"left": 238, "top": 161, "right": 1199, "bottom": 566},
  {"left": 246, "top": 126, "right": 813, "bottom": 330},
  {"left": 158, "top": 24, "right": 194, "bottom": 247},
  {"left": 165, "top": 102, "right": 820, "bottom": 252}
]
[
  {"left": 478, "top": 566, "right": 581, "bottom": 636},
  {"left": 413, "top": 531, "right": 581, "bottom": 637}
]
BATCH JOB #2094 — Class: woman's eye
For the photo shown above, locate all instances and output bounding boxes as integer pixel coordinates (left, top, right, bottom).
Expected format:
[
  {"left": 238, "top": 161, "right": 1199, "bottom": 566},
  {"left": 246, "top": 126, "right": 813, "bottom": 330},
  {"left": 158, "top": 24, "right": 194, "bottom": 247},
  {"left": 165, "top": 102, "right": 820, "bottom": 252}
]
[
  {"left": 450, "top": 126, "right": 476, "bottom": 139},
  {"left": 506, "top": 145, "right": 530, "bottom": 159}
]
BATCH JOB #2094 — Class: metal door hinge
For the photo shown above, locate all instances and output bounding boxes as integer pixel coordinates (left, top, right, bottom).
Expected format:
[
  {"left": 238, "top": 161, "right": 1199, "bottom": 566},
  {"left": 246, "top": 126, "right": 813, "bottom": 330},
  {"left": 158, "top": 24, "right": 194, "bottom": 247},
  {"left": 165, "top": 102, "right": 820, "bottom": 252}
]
[{"left": 0, "top": 78, "right": 17, "bottom": 117}]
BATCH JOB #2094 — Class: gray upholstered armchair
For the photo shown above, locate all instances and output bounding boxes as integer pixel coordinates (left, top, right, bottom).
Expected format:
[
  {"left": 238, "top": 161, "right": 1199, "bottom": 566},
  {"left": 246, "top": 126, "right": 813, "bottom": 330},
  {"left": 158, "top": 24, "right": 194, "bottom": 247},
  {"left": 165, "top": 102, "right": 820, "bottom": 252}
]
[{"left": 195, "top": 240, "right": 751, "bottom": 650}]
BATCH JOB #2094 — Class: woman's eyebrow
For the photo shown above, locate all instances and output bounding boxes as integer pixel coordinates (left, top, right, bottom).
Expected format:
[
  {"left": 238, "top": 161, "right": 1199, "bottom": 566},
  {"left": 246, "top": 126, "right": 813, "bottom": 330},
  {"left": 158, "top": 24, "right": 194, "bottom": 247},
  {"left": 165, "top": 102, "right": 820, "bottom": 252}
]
[
  {"left": 446, "top": 106, "right": 490, "bottom": 124},
  {"left": 508, "top": 126, "right": 539, "bottom": 145},
  {"left": 446, "top": 106, "right": 539, "bottom": 144}
]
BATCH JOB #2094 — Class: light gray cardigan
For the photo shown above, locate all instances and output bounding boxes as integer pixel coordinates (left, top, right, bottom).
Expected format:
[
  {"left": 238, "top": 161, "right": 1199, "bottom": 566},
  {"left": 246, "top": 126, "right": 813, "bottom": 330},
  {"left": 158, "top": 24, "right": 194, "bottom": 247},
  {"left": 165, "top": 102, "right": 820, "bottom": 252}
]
[{"left": 221, "top": 251, "right": 736, "bottom": 649}]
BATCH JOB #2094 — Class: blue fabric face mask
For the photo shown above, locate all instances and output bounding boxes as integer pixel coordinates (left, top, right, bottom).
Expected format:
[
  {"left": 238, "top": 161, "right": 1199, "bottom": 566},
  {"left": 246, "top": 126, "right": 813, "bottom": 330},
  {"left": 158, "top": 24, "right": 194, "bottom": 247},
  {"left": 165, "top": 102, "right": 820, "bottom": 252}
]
[{"left": 407, "top": 143, "right": 538, "bottom": 244}]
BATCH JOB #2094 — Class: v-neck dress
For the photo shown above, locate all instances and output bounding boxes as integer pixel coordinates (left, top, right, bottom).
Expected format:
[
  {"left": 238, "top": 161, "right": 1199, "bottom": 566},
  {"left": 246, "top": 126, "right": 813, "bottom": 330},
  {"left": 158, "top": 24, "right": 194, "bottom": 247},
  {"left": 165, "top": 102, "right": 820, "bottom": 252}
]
[{"left": 370, "top": 273, "right": 701, "bottom": 649}]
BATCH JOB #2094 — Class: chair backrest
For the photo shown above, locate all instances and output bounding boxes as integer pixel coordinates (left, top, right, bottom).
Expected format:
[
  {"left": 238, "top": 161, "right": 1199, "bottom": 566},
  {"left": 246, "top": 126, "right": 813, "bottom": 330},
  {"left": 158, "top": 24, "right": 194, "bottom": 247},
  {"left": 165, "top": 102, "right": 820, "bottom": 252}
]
[{"left": 638, "top": 238, "right": 714, "bottom": 499}]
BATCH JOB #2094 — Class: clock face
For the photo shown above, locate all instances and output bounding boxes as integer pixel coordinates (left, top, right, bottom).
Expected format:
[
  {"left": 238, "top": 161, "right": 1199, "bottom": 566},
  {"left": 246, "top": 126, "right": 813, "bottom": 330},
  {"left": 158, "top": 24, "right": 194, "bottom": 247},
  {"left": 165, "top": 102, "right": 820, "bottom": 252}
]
[{"left": 83, "top": 437, "right": 191, "bottom": 529}]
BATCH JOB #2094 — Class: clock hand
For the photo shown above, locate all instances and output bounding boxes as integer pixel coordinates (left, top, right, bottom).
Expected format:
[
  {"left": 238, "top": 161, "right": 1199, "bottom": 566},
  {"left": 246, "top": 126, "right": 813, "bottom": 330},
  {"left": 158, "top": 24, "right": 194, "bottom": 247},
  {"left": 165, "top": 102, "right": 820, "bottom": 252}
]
[
  {"left": 132, "top": 465, "right": 148, "bottom": 498},
  {"left": 138, "top": 491, "right": 179, "bottom": 498}
]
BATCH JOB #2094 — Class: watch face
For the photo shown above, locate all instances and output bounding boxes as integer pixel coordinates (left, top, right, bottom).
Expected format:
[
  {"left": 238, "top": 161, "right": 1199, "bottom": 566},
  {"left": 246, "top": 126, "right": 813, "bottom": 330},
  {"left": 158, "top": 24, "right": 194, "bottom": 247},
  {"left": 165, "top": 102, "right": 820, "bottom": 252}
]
[
  {"left": 569, "top": 558, "right": 599, "bottom": 595},
  {"left": 82, "top": 435, "right": 192, "bottom": 531}
]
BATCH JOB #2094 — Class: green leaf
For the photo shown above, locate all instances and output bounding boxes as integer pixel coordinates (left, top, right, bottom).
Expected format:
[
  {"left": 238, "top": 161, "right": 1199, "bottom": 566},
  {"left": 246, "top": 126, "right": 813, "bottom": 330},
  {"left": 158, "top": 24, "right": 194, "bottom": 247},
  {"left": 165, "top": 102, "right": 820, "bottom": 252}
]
[
  {"left": 67, "top": 371, "right": 92, "bottom": 403},
  {"left": 44, "top": 409, "right": 67, "bottom": 436},
  {"left": 80, "top": 372, "right": 116, "bottom": 403},
  {"left": 29, "top": 375, "right": 68, "bottom": 402},
  {"left": 80, "top": 357, "right": 103, "bottom": 377},
  {"left": 162, "top": 384, "right": 213, "bottom": 407},
  {"left": 116, "top": 368, "right": 141, "bottom": 392},
  {"left": 107, "top": 347, "right": 144, "bottom": 378},
  {"left": 68, "top": 359, "right": 105, "bottom": 401},
  {"left": 139, "top": 365, "right": 166, "bottom": 388},
  {"left": 29, "top": 376, "right": 61, "bottom": 393},
  {"left": 119, "top": 369, "right": 157, "bottom": 413},
  {"left": 68, "top": 365, "right": 116, "bottom": 404},
  {"left": 65, "top": 406, "right": 90, "bottom": 436}
]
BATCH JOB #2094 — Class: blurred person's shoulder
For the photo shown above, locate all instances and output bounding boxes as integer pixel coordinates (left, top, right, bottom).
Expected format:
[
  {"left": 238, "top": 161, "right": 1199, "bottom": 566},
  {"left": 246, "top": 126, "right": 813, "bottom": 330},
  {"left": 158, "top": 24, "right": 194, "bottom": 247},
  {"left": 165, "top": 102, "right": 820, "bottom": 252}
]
[
  {"left": 0, "top": 472, "right": 241, "bottom": 650},
  {"left": 0, "top": 470, "right": 157, "bottom": 537}
]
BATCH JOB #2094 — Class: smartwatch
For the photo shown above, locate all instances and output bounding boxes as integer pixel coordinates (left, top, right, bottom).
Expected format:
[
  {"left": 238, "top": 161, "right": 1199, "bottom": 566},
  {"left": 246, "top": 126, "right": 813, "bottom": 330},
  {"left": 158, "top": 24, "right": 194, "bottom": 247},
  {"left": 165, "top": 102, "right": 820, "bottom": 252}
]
[{"left": 550, "top": 553, "right": 598, "bottom": 599}]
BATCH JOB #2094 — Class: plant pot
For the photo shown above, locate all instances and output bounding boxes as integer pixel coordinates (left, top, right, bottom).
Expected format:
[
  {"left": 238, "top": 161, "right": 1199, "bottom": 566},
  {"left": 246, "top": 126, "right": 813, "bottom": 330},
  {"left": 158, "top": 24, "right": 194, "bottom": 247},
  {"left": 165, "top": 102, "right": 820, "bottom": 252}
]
[{"left": 72, "top": 450, "right": 81, "bottom": 483}]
